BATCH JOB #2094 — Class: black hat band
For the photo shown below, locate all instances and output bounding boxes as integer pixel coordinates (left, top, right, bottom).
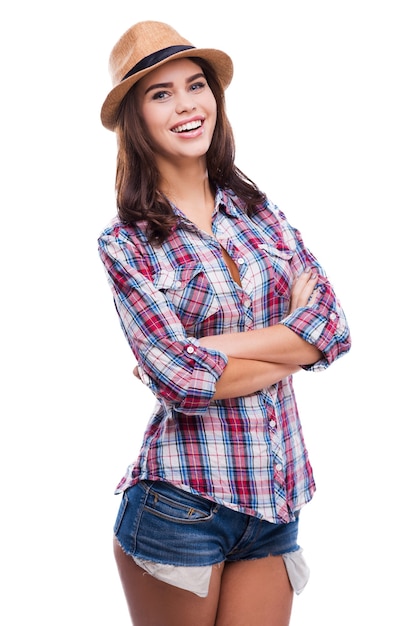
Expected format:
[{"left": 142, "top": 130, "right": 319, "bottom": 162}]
[{"left": 122, "top": 45, "right": 196, "bottom": 82}]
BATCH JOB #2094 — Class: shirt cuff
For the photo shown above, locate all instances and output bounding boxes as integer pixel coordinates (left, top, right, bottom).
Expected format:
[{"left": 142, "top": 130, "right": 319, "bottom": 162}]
[
  {"left": 281, "top": 305, "right": 348, "bottom": 372},
  {"left": 138, "top": 337, "right": 228, "bottom": 415}
]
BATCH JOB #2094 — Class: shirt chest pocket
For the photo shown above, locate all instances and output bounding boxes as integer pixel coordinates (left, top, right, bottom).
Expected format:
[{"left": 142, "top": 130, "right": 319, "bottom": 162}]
[
  {"left": 257, "top": 244, "right": 295, "bottom": 318},
  {"left": 153, "top": 264, "right": 221, "bottom": 331}
]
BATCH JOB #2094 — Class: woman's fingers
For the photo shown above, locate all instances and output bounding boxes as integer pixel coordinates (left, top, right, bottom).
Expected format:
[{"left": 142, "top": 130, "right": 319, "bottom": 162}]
[{"left": 290, "top": 269, "right": 317, "bottom": 312}]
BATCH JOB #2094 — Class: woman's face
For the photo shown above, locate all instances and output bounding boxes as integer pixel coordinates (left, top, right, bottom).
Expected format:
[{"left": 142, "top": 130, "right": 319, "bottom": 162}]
[{"left": 136, "top": 58, "right": 217, "bottom": 165}]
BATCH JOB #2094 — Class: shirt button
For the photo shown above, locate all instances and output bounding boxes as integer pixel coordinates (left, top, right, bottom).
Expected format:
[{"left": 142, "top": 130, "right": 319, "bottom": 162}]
[
  {"left": 186, "top": 345, "right": 195, "bottom": 354},
  {"left": 174, "top": 280, "right": 182, "bottom": 289},
  {"left": 243, "top": 299, "right": 252, "bottom": 308},
  {"left": 237, "top": 258, "right": 245, "bottom": 265},
  {"left": 330, "top": 312, "right": 337, "bottom": 321},
  {"left": 269, "top": 420, "right": 276, "bottom": 428}
]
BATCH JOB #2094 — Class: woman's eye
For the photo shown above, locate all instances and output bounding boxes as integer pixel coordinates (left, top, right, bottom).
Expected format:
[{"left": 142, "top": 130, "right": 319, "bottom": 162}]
[
  {"left": 190, "top": 81, "right": 206, "bottom": 92},
  {"left": 152, "top": 91, "right": 169, "bottom": 100}
]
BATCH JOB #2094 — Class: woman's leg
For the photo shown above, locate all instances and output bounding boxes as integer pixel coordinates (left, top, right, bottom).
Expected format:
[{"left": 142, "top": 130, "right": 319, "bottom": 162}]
[
  {"left": 215, "top": 555, "right": 293, "bottom": 626},
  {"left": 113, "top": 536, "right": 224, "bottom": 626}
]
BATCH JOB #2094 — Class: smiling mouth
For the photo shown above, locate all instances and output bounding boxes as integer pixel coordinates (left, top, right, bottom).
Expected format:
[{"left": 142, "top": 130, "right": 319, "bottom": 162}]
[{"left": 171, "top": 120, "right": 203, "bottom": 133}]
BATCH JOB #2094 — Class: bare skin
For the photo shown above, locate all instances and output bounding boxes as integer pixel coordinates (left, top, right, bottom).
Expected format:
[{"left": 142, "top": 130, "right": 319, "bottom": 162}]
[{"left": 114, "top": 537, "right": 293, "bottom": 626}]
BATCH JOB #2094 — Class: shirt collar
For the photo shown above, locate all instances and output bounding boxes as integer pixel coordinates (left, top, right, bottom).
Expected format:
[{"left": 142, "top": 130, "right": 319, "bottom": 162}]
[
  {"left": 214, "top": 187, "right": 241, "bottom": 218},
  {"left": 171, "top": 187, "right": 242, "bottom": 229}
]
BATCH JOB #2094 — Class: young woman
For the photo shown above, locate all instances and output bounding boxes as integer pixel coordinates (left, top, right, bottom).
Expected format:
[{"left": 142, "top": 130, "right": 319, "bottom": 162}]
[{"left": 98, "top": 20, "right": 351, "bottom": 626}]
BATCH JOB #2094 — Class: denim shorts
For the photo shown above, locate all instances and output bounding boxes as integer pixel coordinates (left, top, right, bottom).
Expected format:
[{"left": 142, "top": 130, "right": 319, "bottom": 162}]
[{"left": 114, "top": 478, "right": 308, "bottom": 592}]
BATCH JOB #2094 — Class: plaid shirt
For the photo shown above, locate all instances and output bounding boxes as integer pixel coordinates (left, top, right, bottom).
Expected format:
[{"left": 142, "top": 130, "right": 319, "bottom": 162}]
[{"left": 98, "top": 188, "right": 351, "bottom": 524}]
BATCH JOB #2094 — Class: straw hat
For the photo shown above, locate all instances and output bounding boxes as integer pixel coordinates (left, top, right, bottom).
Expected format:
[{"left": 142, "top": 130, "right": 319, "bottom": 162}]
[{"left": 101, "top": 21, "right": 234, "bottom": 130}]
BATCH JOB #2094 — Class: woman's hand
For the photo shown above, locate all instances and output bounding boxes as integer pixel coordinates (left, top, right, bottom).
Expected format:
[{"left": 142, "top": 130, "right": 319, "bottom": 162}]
[{"left": 289, "top": 268, "right": 318, "bottom": 314}]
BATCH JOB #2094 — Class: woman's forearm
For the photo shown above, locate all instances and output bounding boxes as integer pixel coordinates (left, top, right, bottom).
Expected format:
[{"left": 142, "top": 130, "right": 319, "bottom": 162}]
[
  {"left": 132, "top": 358, "right": 298, "bottom": 401},
  {"left": 200, "top": 324, "right": 322, "bottom": 366},
  {"left": 212, "top": 358, "right": 300, "bottom": 400}
]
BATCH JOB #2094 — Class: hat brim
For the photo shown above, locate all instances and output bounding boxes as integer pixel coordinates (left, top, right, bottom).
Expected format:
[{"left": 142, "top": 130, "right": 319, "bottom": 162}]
[{"left": 100, "top": 47, "right": 233, "bottom": 131}]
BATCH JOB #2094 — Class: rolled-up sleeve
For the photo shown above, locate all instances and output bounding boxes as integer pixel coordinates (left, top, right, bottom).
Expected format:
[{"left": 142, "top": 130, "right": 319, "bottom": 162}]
[
  {"left": 98, "top": 227, "right": 228, "bottom": 415},
  {"left": 280, "top": 274, "right": 351, "bottom": 371},
  {"left": 277, "top": 213, "right": 351, "bottom": 371}
]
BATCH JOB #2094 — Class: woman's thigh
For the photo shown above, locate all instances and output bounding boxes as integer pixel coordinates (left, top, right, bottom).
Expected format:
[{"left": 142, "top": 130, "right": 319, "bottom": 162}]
[
  {"left": 215, "top": 555, "right": 293, "bottom": 626},
  {"left": 114, "top": 536, "right": 225, "bottom": 626}
]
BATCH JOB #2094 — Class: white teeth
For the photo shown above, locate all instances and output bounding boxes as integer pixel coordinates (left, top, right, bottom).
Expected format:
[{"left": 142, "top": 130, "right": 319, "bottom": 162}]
[{"left": 172, "top": 120, "right": 202, "bottom": 133}]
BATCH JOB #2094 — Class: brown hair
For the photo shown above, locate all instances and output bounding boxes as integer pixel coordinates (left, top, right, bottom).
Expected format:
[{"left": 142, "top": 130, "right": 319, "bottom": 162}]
[{"left": 114, "top": 57, "right": 266, "bottom": 244}]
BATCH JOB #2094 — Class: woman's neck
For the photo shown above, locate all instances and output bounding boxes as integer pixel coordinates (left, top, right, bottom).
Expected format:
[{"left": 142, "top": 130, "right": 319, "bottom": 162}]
[{"left": 158, "top": 159, "right": 215, "bottom": 234}]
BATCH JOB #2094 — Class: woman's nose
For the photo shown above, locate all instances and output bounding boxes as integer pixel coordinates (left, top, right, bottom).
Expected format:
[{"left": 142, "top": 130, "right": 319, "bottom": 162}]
[{"left": 175, "top": 94, "right": 196, "bottom": 114}]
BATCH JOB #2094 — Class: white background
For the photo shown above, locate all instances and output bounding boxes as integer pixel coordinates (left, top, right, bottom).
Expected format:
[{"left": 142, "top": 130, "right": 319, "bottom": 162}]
[{"left": 1, "top": 1, "right": 417, "bottom": 624}]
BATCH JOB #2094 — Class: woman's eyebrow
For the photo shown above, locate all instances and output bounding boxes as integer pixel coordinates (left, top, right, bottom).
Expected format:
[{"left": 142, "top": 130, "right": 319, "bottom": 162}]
[
  {"left": 143, "top": 72, "right": 206, "bottom": 96},
  {"left": 186, "top": 72, "right": 206, "bottom": 83},
  {"left": 144, "top": 82, "right": 173, "bottom": 95}
]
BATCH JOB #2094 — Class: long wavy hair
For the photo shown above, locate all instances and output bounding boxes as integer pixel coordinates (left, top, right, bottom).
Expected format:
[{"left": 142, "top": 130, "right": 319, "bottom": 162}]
[{"left": 114, "top": 57, "right": 266, "bottom": 244}]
